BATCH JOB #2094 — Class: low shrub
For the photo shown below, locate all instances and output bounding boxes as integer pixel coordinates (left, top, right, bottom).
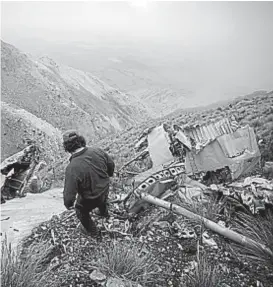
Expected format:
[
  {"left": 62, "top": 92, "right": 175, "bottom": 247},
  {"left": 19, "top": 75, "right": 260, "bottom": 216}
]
[
  {"left": 89, "top": 240, "right": 165, "bottom": 285},
  {"left": 230, "top": 211, "right": 273, "bottom": 272},
  {"left": 183, "top": 249, "right": 223, "bottom": 287},
  {"left": 1, "top": 236, "right": 52, "bottom": 287}
]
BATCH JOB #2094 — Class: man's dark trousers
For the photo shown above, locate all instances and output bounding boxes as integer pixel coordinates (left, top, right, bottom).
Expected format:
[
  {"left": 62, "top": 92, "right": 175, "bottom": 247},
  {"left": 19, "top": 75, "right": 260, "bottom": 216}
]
[{"left": 75, "top": 190, "right": 109, "bottom": 235}]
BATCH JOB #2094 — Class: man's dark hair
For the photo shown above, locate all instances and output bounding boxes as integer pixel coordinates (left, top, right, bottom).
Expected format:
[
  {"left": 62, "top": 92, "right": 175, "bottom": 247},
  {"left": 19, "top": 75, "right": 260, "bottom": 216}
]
[
  {"left": 63, "top": 131, "right": 86, "bottom": 153},
  {"left": 78, "top": 135, "right": 86, "bottom": 147}
]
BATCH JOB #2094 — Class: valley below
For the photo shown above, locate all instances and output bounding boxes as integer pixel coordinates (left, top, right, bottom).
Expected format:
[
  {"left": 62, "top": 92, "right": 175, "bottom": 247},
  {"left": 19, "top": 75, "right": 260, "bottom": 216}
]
[{"left": 1, "top": 38, "right": 273, "bottom": 287}]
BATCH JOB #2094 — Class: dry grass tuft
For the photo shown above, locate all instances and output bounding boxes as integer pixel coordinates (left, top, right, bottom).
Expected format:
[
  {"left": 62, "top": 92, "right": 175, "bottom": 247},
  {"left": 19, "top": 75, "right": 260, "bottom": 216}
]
[
  {"left": 91, "top": 240, "right": 165, "bottom": 285},
  {"left": 177, "top": 193, "right": 227, "bottom": 223},
  {"left": 230, "top": 211, "right": 273, "bottom": 271},
  {"left": 184, "top": 249, "right": 223, "bottom": 287},
  {"left": 1, "top": 235, "right": 52, "bottom": 287}
]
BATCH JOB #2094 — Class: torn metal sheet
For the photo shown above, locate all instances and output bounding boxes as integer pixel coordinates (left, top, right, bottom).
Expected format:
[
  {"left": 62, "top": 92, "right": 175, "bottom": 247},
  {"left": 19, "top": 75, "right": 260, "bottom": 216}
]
[
  {"left": 210, "top": 179, "right": 273, "bottom": 215},
  {"left": 1, "top": 145, "right": 37, "bottom": 175},
  {"left": 185, "top": 126, "right": 261, "bottom": 180},
  {"left": 229, "top": 155, "right": 260, "bottom": 180},
  {"left": 186, "top": 117, "right": 233, "bottom": 143},
  {"left": 178, "top": 186, "right": 203, "bottom": 203},
  {"left": 147, "top": 125, "right": 174, "bottom": 167},
  {"left": 1, "top": 145, "right": 42, "bottom": 200},
  {"left": 217, "top": 125, "right": 258, "bottom": 158},
  {"left": 133, "top": 162, "right": 185, "bottom": 190},
  {"left": 183, "top": 117, "right": 239, "bottom": 152},
  {"left": 175, "top": 130, "right": 192, "bottom": 150},
  {"left": 243, "top": 177, "right": 273, "bottom": 189}
]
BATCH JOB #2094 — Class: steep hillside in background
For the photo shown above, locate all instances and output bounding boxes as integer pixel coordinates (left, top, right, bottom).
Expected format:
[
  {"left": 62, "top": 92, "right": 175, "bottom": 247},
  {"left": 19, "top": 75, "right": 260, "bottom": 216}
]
[
  {"left": 130, "top": 87, "right": 194, "bottom": 118},
  {"left": 9, "top": 39, "right": 273, "bottom": 117},
  {"left": 1, "top": 102, "right": 64, "bottom": 162},
  {"left": 9, "top": 40, "right": 192, "bottom": 117},
  {"left": 1, "top": 40, "right": 150, "bottom": 160},
  {"left": 166, "top": 90, "right": 273, "bottom": 126},
  {"left": 95, "top": 91, "right": 273, "bottom": 171}
]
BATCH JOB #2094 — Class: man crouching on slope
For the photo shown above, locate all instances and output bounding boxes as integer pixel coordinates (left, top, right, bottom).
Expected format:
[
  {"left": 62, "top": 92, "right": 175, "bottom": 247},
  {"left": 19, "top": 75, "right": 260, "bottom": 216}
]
[{"left": 62, "top": 130, "right": 115, "bottom": 237}]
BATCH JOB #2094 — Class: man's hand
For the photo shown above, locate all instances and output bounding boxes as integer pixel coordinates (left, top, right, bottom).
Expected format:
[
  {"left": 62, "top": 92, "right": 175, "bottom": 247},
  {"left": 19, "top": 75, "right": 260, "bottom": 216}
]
[{"left": 67, "top": 206, "right": 75, "bottom": 211}]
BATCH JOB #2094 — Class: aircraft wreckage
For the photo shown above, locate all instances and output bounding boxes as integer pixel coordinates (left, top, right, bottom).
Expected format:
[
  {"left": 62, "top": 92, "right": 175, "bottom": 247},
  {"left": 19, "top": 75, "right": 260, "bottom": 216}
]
[
  {"left": 0, "top": 144, "right": 48, "bottom": 203},
  {"left": 112, "top": 116, "right": 273, "bottom": 256},
  {"left": 1, "top": 116, "right": 272, "bottom": 255}
]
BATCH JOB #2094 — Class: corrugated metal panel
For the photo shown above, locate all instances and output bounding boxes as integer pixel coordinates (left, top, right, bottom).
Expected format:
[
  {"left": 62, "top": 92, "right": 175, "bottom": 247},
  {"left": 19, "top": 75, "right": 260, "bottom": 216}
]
[
  {"left": 190, "top": 129, "right": 197, "bottom": 142},
  {"left": 185, "top": 117, "right": 235, "bottom": 144},
  {"left": 195, "top": 126, "right": 201, "bottom": 142},
  {"left": 198, "top": 126, "right": 204, "bottom": 141},
  {"left": 205, "top": 124, "right": 213, "bottom": 140},
  {"left": 203, "top": 126, "right": 210, "bottom": 141},
  {"left": 225, "top": 118, "right": 231, "bottom": 133}
]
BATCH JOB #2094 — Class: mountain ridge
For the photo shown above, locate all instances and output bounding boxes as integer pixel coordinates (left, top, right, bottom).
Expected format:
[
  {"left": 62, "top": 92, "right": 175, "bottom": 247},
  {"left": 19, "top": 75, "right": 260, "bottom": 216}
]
[
  {"left": 1, "top": 40, "right": 272, "bottom": 166},
  {"left": 1, "top": 40, "right": 150, "bottom": 161}
]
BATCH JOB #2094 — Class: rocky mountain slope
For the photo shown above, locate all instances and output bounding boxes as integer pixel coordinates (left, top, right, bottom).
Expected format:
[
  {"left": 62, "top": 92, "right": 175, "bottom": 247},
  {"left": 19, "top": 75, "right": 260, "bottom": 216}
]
[
  {"left": 12, "top": 40, "right": 192, "bottom": 117},
  {"left": 50, "top": 90, "right": 273, "bottom": 180},
  {"left": 1, "top": 101, "right": 63, "bottom": 163},
  {"left": 129, "top": 87, "right": 188, "bottom": 118},
  {"left": 97, "top": 91, "right": 273, "bottom": 172},
  {"left": 1, "top": 40, "right": 150, "bottom": 161},
  {"left": 11, "top": 38, "right": 273, "bottom": 119}
]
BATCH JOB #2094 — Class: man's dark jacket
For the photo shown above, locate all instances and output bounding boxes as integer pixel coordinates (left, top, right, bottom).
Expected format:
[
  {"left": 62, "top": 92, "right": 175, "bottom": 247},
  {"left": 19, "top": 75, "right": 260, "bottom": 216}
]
[{"left": 63, "top": 147, "right": 115, "bottom": 209}]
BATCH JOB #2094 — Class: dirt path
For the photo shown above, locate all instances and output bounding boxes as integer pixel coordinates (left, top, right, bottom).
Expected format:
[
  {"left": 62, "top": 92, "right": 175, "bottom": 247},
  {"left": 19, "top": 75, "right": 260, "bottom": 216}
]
[{"left": 1, "top": 188, "right": 65, "bottom": 249}]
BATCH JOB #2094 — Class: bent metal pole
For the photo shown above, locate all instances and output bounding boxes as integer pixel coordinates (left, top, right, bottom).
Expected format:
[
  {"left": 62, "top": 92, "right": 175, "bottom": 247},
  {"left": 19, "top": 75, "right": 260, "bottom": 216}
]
[{"left": 135, "top": 190, "right": 273, "bottom": 257}]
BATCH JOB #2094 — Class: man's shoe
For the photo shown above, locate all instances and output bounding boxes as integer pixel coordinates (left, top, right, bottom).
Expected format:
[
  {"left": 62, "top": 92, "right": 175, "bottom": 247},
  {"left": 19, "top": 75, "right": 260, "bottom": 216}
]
[
  {"left": 79, "top": 224, "right": 101, "bottom": 239},
  {"left": 93, "top": 208, "right": 110, "bottom": 219}
]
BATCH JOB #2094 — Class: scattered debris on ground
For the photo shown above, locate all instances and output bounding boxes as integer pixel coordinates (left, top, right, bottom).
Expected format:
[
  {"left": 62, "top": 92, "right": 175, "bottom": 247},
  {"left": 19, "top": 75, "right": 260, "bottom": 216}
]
[
  {"left": 1, "top": 144, "right": 52, "bottom": 203},
  {"left": 2, "top": 115, "right": 273, "bottom": 287},
  {"left": 20, "top": 178, "right": 273, "bottom": 287}
]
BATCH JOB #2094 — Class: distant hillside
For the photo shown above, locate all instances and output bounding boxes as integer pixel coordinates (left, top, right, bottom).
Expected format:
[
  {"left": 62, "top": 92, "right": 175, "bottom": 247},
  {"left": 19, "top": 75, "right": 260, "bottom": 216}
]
[
  {"left": 129, "top": 87, "right": 187, "bottom": 118},
  {"left": 96, "top": 91, "right": 273, "bottom": 171},
  {"left": 163, "top": 90, "right": 271, "bottom": 119},
  {"left": 1, "top": 40, "right": 150, "bottom": 160},
  {"left": 10, "top": 39, "right": 273, "bottom": 118},
  {"left": 1, "top": 101, "right": 63, "bottom": 162}
]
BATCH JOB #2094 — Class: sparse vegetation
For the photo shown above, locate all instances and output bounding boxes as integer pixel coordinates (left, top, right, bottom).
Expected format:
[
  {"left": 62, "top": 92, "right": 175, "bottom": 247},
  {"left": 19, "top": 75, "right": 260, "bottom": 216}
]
[
  {"left": 90, "top": 240, "right": 165, "bottom": 285},
  {"left": 184, "top": 249, "right": 223, "bottom": 287},
  {"left": 231, "top": 212, "right": 273, "bottom": 272},
  {"left": 1, "top": 236, "right": 52, "bottom": 287},
  {"left": 98, "top": 92, "right": 273, "bottom": 176},
  {"left": 177, "top": 193, "right": 227, "bottom": 223},
  {"left": 2, "top": 38, "right": 273, "bottom": 287},
  {"left": 1, "top": 40, "right": 148, "bottom": 163}
]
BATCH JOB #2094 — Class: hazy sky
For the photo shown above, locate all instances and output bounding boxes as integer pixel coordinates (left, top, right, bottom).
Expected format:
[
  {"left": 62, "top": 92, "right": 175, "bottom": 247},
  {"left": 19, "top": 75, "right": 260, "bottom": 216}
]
[
  {"left": 1, "top": 1, "right": 273, "bottom": 102},
  {"left": 2, "top": 1, "right": 273, "bottom": 45}
]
